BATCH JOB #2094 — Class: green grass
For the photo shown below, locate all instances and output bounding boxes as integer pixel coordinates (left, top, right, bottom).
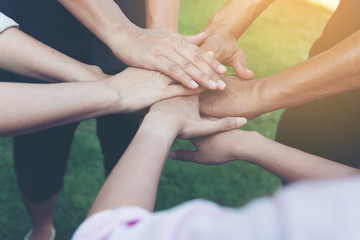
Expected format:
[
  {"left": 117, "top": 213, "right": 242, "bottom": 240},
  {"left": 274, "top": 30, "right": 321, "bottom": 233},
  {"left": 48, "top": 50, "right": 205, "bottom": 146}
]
[{"left": 0, "top": 0, "right": 332, "bottom": 238}]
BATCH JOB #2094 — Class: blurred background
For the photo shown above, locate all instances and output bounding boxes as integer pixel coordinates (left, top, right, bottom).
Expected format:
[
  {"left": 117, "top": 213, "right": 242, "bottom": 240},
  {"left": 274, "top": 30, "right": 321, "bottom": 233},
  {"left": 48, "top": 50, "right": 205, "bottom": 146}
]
[{"left": 0, "top": 0, "right": 337, "bottom": 238}]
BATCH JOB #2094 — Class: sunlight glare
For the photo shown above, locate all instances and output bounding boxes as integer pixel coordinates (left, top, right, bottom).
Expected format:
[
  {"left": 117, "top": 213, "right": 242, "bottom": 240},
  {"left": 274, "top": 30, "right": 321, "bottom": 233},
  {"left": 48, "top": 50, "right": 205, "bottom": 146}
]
[{"left": 307, "top": 0, "right": 339, "bottom": 11}]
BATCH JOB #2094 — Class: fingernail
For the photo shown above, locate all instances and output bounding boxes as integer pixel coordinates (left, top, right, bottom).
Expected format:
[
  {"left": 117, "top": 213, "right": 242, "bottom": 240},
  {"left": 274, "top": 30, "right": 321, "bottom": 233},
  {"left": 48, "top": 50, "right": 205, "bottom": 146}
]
[
  {"left": 190, "top": 80, "right": 199, "bottom": 88},
  {"left": 169, "top": 152, "right": 176, "bottom": 159},
  {"left": 207, "top": 51, "right": 214, "bottom": 57},
  {"left": 209, "top": 79, "right": 218, "bottom": 88},
  {"left": 236, "top": 117, "right": 247, "bottom": 126},
  {"left": 218, "top": 65, "right": 227, "bottom": 73},
  {"left": 218, "top": 80, "right": 227, "bottom": 89}
]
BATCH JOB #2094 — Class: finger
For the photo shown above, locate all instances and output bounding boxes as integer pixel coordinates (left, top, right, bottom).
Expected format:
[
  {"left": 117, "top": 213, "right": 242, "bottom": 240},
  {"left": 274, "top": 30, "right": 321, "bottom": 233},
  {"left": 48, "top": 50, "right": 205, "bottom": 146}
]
[
  {"left": 167, "top": 84, "right": 205, "bottom": 97},
  {"left": 155, "top": 56, "right": 200, "bottom": 89},
  {"left": 162, "top": 49, "right": 220, "bottom": 90},
  {"left": 183, "top": 32, "right": 207, "bottom": 46},
  {"left": 200, "top": 48, "right": 228, "bottom": 74},
  {"left": 231, "top": 54, "right": 254, "bottom": 80},
  {"left": 169, "top": 149, "right": 201, "bottom": 162},
  {"left": 174, "top": 39, "right": 227, "bottom": 77},
  {"left": 187, "top": 117, "right": 247, "bottom": 138},
  {"left": 176, "top": 46, "right": 227, "bottom": 83}
]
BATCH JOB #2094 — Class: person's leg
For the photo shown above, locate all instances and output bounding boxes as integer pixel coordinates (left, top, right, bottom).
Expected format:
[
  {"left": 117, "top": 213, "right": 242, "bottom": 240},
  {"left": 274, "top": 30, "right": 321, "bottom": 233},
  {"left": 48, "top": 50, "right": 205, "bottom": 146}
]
[
  {"left": 96, "top": 113, "right": 140, "bottom": 176},
  {"left": 95, "top": 67, "right": 140, "bottom": 176},
  {"left": 22, "top": 195, "right": 56, "bottom": 240},
  {"left": 276, "top": 97, "right": 360, "bottom": 169},
  {"left": 14, "top": 123, "right": 78, "bottom": 240}
]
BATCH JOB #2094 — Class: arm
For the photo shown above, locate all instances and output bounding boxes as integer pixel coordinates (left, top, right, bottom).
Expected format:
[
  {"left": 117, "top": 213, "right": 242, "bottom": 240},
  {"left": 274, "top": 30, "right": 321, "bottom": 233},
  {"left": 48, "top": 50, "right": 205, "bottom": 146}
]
[
  {"left": 205, "top": 0, "right": 275, "bottom": 40},
  {"left": 0, "top": 67, "right": 203, "bottom": 137},
  {"left": 87, "top": 95, "right": 247, "bottom": 216},
  {"left": 200, "top": 29, "right": 360, "bottom": 119},
  {"left": 170, "top": 130, "right": 360, "bottom": 183},
  {"left": 145, "top": 0, "right": 180, "bottom": 31},
  {"left": 57, "top": 0, "right": 227, "bottom": 90},
  {"left": 0, "top": 27, "right": 107, "bottom": 82},
  {"left": 192, "top": 0, "right": 274, "bottom": 79}
]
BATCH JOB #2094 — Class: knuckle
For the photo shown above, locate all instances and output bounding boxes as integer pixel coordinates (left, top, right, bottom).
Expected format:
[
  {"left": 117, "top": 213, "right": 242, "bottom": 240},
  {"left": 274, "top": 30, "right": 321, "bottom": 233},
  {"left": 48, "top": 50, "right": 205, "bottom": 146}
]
[
  {"left": 149, "top": 46, "right": 163, "bottom": 57},
  {"left": 182, "top": 61, "right": 192, "bottom": 70},
  {"left": 196, "top": 72, "right": 209, "bottom": 83},
  {"left": 210, "top": 72, "right": 220, "bottom": 81},
  {"left": 169, "top": 64, "right": 179, "bottom": 72},
  {"left": 224, "top": 118, "right": 236, "bottom": 129},
  {"left": 179, "top": 36, "right": 186, "bottom": 45},
  {"left": 167, "top": 32, "right": 180, "bottom": 42},
  {"left": 193, "top": 54, "right": 202, "bottom": 64},
  {"left": 196, "top": 48, "right": 203, "bottom": 55}
]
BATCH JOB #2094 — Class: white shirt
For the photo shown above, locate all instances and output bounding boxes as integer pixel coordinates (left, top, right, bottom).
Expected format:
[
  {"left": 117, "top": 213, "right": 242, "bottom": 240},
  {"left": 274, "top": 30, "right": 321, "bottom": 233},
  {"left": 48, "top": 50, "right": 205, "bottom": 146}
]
[
  {"left": 0, "top": 12, "right": 19, "bottom": 33},
  {"left": 73, "top": 175, "right": 360, "bottom": 240}
]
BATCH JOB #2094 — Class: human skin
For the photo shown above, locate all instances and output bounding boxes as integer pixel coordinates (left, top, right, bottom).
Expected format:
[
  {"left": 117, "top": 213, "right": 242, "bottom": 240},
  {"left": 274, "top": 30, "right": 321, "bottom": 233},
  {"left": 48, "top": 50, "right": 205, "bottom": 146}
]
[
  {"left": 169, "top": 130, "right": 360, "bottom": 183},
  {"left": 57, "top": 0, "right": 228, "bottom": 90},
  {"left": 144, "top": 0, "right": 227, "bottom": 90},
  {"left": 190, "top": 0, "right": 275, "bottom": 79},
  {"left": 0, "top": 25, "right": 208, "bottom": 136},
  {"left": 0, "top": 68, "right": 203, "bottom": 137},
  {"left": 0, "top": 27, "right": 107, "bottom": 82},
  {"left": 200, "top": 29, "right": 360, "bottom": 119},
  {"left": 145, "top": 0, "right": 180, "bottom": 32},
  {"left": 87, "top": 95, "right": 247, "bottom": 216}
]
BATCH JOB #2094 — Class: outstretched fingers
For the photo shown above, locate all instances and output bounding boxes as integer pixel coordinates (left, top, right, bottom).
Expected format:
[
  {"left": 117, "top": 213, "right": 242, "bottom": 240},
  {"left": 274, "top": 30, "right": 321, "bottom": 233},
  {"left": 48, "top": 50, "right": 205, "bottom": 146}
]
[
  {"left": 153, "top": 33, "right": 227, "bottom": 90},
  {"left": 155, "top": 55, "right": 199, "bottom": 89},
  {"left": 174, "top": 44, "right": 227, "bottom": 90}
]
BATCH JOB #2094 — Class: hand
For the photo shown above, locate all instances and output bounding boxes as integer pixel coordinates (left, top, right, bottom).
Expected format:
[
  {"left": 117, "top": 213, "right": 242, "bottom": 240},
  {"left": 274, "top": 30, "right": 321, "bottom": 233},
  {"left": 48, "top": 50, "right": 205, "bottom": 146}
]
[
  {"left": 169, "top": 130, "right": 260, "bottom": 165},
  {"left": 105, "top": 67, "right": 203, "bottom": 113},
  {"left": 109, "top": 28, "right": 228, "bottom": 90},
  {"left": 200, "top": 75, "right": 263, "bottom": 120},
  {"left": 86, "top": 65, "right": 110, "bottom": 81},
  {"left": 190, "top": 29, "right": 254, "bottom": 80},
  {"left": 147, "top": 95, "right": 247, "bottom": 139}
]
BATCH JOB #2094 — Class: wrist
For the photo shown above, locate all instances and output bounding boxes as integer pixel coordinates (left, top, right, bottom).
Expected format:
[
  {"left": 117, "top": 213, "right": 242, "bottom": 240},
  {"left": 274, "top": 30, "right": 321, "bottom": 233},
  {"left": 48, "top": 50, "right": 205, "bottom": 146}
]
[
  {"left": 86, "top": 65, "right": 109, "bottom": 81},
  {"left": 228, "top": 78, "right": 266, "bottom": 119},
  {"left": 231, "top": 131, "right": 266, "bottom": 162},
  {"left": 256, "top": 74, "right": 293, "bottom": 113},
  {"left": 141, "top": 112, "right": 178, "bottom": 142},
  {"left": 106, "top": 25, "right": 143, "bottom": 59},
  {"left": 146, "top": 15, "right": 178, "bottom": 32},
  {"left": 204, "top": 17, "right": 237, "bottom": 39}
]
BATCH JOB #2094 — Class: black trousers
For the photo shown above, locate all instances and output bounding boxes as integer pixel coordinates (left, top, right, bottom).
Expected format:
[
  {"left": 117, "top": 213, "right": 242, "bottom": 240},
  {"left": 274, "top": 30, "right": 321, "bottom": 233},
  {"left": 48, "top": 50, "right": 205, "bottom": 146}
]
[{"left": 276, "top": 90, "right": 360, "bottom": 168}]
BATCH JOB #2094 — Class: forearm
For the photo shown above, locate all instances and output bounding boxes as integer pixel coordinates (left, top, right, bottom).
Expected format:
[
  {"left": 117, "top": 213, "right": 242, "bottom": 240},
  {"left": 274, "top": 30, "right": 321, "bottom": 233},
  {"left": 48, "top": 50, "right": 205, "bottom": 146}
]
[
  {"left": 88, "top": 113, "right": 176, "bottom": 216},
  {"left": 0, "top": 81, "right": 119, "bottom": 137},
  {"left": 0, "top": 27, "right": 106, "bottom": 82},
  {"left": 255, "top": 29, "right": 360, "bottom": 113},
  {"left": 238, "top": 132, "right": 360, "bottom": 183},
  {"left": 204, "top": 0, "right": 275, "bottom": 38},
  {"left": 57, "top": 0, "right": 140, "bottom": 49},
  {"left": 145, "top": 0, "right": 180, "bottom": 31}
]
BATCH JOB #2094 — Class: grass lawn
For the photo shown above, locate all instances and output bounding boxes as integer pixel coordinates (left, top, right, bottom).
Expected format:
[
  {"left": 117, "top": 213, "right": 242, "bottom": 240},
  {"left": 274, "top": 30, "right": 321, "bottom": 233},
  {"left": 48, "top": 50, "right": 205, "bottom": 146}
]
[{"left": 0, "top": 0, "right": 332, "bottom": 238}]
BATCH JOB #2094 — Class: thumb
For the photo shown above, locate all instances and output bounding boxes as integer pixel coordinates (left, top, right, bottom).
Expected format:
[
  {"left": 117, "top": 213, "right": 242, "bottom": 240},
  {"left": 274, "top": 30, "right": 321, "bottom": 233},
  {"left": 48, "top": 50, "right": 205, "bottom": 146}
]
[
  {"left": 183, "top": 32, "right": 207, "bottom": 46},
  {"left": 167, "top": 84, "right": 205, "bottom": 97},
  {"left": 231, "top": 54, "right": 254, "bottom": 80},
  {"left": 186, "top": 117, "right": 247, "bottom": 138},
  {"left": 169, "top": 149, "right": 200, "bottom": 162}
]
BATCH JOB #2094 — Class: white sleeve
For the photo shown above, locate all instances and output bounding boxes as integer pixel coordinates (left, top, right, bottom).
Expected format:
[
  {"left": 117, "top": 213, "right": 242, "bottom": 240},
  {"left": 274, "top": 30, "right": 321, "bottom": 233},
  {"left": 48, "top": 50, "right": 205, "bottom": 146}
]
[{"left": 0, "top": 12, "right": 19, "bottom": 33}]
